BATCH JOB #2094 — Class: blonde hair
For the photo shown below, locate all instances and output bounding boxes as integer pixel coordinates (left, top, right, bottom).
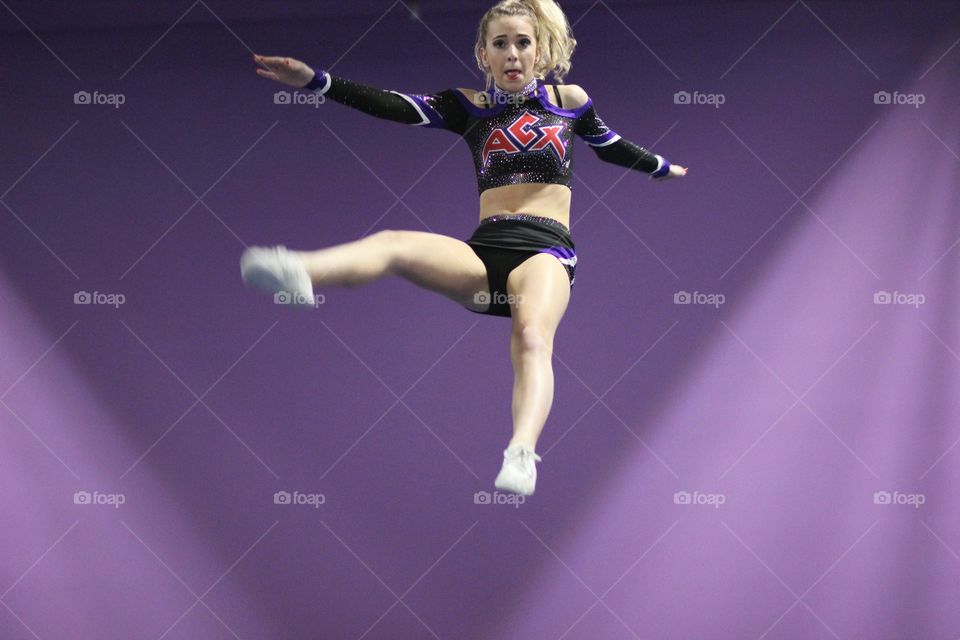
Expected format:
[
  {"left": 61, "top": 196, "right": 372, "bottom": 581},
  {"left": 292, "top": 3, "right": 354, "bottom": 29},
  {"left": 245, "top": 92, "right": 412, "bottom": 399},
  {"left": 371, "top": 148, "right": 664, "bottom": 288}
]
[{"left": 473, "top": 0, "right": 577, "bottom": 89}]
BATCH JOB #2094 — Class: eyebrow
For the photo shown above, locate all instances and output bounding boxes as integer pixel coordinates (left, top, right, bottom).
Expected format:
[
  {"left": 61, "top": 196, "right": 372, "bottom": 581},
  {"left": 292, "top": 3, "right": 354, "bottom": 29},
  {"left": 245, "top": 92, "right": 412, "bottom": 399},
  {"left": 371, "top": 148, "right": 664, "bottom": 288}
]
[{"left": 493, "top": 34, "right": 532, "bottom": 38}]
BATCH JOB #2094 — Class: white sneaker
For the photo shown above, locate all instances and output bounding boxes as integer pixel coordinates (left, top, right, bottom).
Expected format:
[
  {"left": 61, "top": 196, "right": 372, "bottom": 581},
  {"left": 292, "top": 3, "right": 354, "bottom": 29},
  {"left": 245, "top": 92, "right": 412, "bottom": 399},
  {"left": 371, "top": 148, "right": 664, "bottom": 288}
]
[
  {"left": 240, "top": 245, "right": 316, "bottom": 309},
  {"left": 494, "top": 444, "right": 542, "bottom": 496}
]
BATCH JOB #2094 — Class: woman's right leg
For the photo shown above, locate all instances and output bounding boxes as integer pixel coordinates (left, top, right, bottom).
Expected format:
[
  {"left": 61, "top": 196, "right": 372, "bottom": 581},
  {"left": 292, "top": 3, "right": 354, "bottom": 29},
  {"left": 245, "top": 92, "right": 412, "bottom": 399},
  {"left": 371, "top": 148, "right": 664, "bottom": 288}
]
[{"left": 295, "top": 229, "right": 491, "bottom": 311}]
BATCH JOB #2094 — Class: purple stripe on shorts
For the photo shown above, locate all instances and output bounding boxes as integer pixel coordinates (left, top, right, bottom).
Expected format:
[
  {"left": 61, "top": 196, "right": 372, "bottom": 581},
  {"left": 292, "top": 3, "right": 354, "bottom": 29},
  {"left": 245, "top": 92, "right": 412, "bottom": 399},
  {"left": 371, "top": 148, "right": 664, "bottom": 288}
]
[{"left": 538, "top": 246, "right": 576, "bottom": 261}]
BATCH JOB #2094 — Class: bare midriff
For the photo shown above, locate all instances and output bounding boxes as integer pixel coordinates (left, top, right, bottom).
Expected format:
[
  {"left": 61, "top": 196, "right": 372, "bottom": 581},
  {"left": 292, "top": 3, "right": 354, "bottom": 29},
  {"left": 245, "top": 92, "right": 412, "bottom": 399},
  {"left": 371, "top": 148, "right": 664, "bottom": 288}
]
[{"left": 479, "top": 182, "right": 571, "bottom": 229}]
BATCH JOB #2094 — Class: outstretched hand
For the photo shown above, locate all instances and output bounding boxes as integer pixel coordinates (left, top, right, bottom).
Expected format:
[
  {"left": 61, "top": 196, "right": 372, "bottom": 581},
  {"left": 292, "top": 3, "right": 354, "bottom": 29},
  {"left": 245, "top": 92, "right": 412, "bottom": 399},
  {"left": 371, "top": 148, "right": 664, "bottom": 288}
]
[
  {"left": 653, "top": 164, "right": 688, "bottom": 181},
  {"left": 253, "top": 53, "right": 315, "bottom": 88}
]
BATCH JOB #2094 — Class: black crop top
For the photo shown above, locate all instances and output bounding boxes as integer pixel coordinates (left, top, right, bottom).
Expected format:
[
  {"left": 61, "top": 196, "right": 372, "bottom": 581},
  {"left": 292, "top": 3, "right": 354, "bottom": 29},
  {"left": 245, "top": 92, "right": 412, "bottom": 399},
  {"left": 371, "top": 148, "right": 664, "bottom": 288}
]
[{"left": 302, "top": 71, "right": 669, "bottom": 195}]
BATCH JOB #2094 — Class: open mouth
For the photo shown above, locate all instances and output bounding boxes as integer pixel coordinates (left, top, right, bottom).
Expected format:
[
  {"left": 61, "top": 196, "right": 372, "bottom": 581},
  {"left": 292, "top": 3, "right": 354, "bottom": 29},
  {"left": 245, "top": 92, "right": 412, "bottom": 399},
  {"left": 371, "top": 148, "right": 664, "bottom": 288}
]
[{"left": 506, "top": 70, "right": 521, "bottom": 80}]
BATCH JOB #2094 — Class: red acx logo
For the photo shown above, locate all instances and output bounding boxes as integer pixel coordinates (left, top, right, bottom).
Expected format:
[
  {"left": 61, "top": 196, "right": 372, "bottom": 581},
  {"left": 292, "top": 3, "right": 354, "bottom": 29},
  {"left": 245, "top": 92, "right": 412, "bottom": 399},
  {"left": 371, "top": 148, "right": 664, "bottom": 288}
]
[{"left": 481, "top": 112, "right": 567, "bottom": 166}]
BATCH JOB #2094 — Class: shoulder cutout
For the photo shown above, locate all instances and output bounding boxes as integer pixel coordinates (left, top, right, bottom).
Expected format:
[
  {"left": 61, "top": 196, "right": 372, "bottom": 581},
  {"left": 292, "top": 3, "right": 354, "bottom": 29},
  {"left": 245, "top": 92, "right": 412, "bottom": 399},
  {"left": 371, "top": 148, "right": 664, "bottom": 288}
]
[{"left": 557, "top": 84, "right": 590, "bottom": 110}]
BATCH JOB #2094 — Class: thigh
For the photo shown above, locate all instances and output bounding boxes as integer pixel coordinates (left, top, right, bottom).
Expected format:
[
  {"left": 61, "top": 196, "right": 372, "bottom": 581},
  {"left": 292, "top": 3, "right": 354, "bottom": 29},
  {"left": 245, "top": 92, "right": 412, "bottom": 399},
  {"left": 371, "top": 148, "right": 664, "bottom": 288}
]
[
  {"left": 387, "top": 229, "right": 490, "bottom": 310},
  {"left": 506, "top": 252, "right": 571, "bottom": 339}
]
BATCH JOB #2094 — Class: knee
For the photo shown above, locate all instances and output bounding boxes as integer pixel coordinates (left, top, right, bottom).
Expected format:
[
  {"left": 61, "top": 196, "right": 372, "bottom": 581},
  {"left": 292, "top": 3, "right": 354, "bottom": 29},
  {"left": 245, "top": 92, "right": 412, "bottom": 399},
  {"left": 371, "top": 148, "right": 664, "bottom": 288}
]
[
  {"left": 368, "top": 228, "right": 402, "bottom": 269},
  {"left": 513, "top": 323, "right": 553, "bottom": 357}
]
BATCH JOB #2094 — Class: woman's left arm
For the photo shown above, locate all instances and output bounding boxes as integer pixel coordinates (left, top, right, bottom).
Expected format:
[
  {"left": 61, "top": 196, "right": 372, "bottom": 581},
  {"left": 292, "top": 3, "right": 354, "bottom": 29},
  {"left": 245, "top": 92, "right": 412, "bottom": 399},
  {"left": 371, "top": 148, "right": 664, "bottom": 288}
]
[{"left": 569, "top": 85, "right": 687, "bottom": 181}]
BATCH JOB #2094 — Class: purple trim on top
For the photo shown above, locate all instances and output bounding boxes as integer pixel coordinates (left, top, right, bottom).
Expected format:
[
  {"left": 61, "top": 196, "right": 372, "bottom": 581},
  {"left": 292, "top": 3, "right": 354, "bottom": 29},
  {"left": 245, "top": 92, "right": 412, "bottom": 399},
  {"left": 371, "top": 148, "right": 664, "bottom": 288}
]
[
  {"left": 392, "top": 92, "right": 446, "bottom": 128},
  {"left": 582, "top": 130, "right": 620, "bottom": 146}
]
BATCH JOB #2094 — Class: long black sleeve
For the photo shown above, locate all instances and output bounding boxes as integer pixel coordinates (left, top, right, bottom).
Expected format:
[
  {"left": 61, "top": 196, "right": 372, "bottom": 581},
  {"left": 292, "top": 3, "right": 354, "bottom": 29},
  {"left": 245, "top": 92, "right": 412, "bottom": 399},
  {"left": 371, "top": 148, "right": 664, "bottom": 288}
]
[
  {"left": 573, "top": 103, "right": 664, "bottom": 174},
  {"left": 301, "top": 71, "right": 468, "bottom": 134}
]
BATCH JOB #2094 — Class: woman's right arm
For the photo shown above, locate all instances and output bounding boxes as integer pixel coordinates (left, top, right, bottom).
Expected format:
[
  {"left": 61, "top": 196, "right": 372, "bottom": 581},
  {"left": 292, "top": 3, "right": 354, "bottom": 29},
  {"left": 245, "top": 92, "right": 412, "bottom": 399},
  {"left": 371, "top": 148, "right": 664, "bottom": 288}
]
[
  {"left": 253, "top": 54, "right": 468, "bottom": 134},
  {"left": 569, "top": 85, "right": 688, "bottom": 180}
]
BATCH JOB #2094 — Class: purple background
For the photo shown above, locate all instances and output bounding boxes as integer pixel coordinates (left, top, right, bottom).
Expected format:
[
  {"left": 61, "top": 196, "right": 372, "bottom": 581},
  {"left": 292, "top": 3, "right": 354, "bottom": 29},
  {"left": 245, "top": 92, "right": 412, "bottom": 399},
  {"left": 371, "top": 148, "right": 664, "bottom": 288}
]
[{"left": 2, "top": 1, "right": 959, "bottom": 638}]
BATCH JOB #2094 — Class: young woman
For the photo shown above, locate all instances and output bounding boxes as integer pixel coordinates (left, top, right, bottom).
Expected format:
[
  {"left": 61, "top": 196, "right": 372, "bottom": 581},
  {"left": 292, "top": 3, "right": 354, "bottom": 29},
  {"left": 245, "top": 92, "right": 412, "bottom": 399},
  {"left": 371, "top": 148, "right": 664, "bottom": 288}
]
[{"left": 241, "top": 0, "right": 687, "bottom": 496}]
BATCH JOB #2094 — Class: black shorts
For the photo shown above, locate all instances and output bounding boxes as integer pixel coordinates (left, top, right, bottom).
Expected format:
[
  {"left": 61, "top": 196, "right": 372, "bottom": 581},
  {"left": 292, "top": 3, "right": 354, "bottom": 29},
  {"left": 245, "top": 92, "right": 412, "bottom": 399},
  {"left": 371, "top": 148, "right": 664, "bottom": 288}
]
[{"left": 464, "top": 214, "right": 577, "bottom": 317}]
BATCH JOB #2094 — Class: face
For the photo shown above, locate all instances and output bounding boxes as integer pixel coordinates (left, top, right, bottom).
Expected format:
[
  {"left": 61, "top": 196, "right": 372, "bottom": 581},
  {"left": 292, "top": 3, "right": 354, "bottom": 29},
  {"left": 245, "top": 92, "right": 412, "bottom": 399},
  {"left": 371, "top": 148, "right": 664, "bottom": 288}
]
[{"left": 481, "top": 15, "right": 540, "bottom": 90}]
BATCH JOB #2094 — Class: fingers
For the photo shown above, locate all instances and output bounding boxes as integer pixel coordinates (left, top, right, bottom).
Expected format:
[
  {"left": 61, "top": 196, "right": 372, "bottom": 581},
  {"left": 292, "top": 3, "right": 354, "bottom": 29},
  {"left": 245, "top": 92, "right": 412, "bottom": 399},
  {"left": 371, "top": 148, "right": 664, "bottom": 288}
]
[
  {"left": 253, "top": 54, "right": 292, "bottom": 69},
  {"left": 255, "top": 58, "right": 281, "bottom": 70},
  {"left": 255, "top": 68, "right": 279, "bottom": 80}
]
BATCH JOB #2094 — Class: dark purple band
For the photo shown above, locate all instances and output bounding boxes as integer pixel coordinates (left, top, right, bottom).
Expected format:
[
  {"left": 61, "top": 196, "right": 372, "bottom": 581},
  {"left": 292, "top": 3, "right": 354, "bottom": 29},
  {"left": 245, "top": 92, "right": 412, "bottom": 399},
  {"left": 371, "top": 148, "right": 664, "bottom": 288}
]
[
  {"left": 303, "top": 70, "right": 326, "bottom": 91},
  {"left": 651, "top": 157, "right": 671, "bottom": 178}
]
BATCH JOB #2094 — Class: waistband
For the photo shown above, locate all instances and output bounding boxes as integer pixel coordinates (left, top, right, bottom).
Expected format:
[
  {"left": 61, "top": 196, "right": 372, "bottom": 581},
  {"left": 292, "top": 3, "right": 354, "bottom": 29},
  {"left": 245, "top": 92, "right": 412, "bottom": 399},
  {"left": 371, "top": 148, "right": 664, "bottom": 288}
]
[{"left": 478, "top": 213, "right": 570, "bottom": 234}]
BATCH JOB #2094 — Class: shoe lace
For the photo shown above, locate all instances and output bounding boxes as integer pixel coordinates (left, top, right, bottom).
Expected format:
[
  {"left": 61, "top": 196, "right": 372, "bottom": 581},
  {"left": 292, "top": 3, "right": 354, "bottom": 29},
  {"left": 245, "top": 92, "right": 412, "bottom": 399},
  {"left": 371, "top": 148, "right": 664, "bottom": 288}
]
[
  {"left": 275, "top": 246, "right": 305, "bottom": 283},
  {"left": 505, "top": 447, "right": 541, "bottom": 476}
]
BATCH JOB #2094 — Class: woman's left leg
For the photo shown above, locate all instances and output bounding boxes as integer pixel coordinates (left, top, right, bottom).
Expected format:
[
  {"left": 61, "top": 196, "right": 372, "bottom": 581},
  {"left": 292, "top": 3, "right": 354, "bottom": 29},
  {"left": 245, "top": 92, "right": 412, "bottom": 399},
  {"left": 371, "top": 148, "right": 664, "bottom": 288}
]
[{"left": 505, "top": 253, "right": 571, "bottom": 449}]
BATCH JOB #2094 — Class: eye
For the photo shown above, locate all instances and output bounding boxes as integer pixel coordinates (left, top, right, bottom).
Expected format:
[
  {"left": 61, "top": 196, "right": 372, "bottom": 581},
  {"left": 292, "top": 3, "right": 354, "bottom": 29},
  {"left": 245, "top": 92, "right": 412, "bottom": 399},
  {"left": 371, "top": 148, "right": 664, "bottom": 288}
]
[{"left": 519, "top": 39, "right": 531, "bottom": 47}]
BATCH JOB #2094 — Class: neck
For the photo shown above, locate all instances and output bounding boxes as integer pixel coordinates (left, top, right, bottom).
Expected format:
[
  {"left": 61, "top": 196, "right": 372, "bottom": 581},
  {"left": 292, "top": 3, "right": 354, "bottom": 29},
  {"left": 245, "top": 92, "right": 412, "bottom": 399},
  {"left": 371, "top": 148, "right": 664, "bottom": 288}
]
[{"left": 492, "top": 76, "right": 538, "bottom": 99}]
